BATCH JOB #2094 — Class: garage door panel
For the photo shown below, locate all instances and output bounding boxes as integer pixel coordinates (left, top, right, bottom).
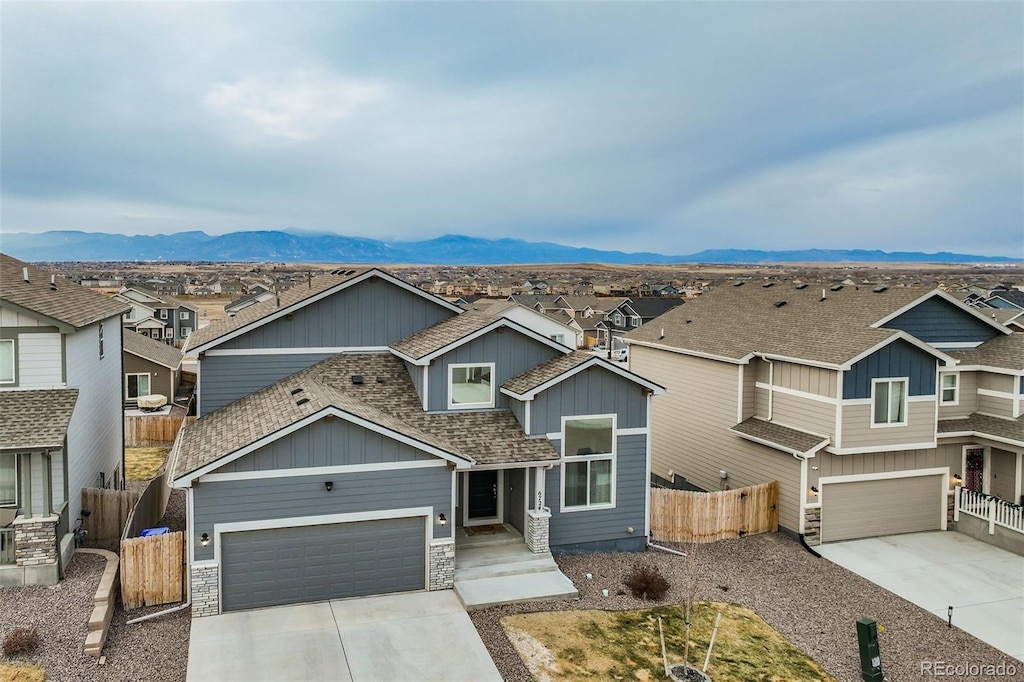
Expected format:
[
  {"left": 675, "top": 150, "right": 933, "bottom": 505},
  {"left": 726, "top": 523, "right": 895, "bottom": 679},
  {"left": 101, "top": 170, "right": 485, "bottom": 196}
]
[
  {"left": 221, "top": 517, "right": 425, "bottom": 611},
  {"left": 822, "top": 475, "right": 943, "bottom": 543}
]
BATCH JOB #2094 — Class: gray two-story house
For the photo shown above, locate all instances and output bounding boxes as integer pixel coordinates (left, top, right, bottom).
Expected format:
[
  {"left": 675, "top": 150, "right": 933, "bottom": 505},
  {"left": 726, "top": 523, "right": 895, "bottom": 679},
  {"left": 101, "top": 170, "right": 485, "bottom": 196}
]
[
  {"left": 171, "top": 269, "right": 663, "bottom": 615},
  {"left": 1, "top": 254, "right": 129, "bottom": 585}
]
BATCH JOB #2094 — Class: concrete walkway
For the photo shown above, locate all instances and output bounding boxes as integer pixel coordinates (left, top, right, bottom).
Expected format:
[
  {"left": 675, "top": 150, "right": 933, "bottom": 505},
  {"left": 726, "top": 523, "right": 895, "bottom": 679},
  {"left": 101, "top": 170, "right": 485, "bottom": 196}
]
[
  {"left": 186, "top": 591, "right": 502, "bottom": 682},
  {"left": 817, "top": 531, "right": 1024, "bottom": 661}
]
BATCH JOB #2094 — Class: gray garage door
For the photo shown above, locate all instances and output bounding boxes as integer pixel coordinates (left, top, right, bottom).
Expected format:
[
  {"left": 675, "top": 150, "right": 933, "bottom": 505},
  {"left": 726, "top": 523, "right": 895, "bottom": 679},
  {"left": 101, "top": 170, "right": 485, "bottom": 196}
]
[
  {"left": 221, "top": 517, "right": 425, "bottom": 611},
  {"left": 821, "top": 475, "right": 943, "bottom": 543}
]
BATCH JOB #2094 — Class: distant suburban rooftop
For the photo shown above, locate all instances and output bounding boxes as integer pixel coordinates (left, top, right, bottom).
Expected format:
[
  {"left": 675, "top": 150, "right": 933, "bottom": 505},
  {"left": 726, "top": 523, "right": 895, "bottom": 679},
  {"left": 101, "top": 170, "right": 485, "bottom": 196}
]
[
  {"left": 625, "top": 283, "right": 936, "bottom": 366},
  {"left": 123, "top": 329, "right": 184, "bottom": 369},
  {"left": 121, "top": 285, "right": 198, "bottom": 311},
  {"left": 0, "top": 389, "right": 79, "bottom": 450},
  {"left": 0, "top": 254, "right": 129, "bottom": 329}
]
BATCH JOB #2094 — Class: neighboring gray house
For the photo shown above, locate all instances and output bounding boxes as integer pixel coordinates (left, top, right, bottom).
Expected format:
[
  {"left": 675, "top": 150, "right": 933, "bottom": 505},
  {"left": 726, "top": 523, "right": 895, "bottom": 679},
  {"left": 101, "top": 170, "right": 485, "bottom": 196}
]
[
  {"left": 1, "top": 254, "right": 129, "bottom": 585},
  {"left": 122, "top": 330, "right": 184, "bottom": 406},
  {"left": 172, "top": 268, "right": 663, "bottom": 615},
  {"left": 114, "top": 286, "right": 198, "bottom": 347}
]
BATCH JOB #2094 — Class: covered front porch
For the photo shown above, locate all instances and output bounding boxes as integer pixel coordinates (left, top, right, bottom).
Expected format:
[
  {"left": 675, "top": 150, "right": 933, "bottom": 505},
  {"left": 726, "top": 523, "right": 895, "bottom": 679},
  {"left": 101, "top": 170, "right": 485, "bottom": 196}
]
[{"left": 950, "top": 438, "right": 1024, "bottom": 556}]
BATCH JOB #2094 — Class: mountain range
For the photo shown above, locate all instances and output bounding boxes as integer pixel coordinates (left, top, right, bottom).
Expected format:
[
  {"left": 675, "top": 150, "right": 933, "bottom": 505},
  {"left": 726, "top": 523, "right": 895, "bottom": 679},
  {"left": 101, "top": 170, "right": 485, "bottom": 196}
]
[{"left": 1, "top": 230, "right": 1017, "bottom": 265}]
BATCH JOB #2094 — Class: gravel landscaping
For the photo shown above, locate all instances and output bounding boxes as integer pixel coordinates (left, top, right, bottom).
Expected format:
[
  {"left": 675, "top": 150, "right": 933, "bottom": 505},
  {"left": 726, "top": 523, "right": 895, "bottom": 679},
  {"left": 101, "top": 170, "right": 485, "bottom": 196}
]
[
  {"left": 470, "top": 533, "right": 1018, "bottom": 682},
  {"left": 1, "top": 488, "right": 190, "bottom": 682}
]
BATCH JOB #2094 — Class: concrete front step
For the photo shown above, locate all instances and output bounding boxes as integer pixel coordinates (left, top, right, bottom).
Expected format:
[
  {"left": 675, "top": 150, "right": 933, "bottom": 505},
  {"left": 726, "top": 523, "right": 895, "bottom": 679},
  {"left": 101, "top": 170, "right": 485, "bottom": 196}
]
[
  {"left": 456, "top": 555, "right": 558, "bottom": 582},
  {"left": 456, "top": 542, "right": 552, "bottom": 569},
  {"left": 455, "top": 568, "right": 579, "bottom": 610}
]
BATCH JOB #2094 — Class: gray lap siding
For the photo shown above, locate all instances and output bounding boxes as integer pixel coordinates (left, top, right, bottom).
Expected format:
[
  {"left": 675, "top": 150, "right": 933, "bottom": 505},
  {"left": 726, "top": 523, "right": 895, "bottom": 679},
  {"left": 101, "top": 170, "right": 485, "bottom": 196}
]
[
  {"left": 199, "top": 353, "right": 334, "bottom": 415},
  {"left": 546, "top": 434, "right": 647, "bottom": 550},
  {"left": 192, "top": 466, "right": 453, "bottom": 562}
]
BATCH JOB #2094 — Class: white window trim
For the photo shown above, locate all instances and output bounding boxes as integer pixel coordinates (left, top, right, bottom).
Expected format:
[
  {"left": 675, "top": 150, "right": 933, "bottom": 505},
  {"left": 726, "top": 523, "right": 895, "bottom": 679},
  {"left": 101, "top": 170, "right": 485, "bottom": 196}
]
[
  {"left": 870, "top": 377, "right": 909, "bottom": 428},
  {"left": 159, "top": 309, "right": 168, "bottom": 319},
  {"left": 179, "top": 311, "right": 189, "bottom": 320},
  {"left": 126, "top": 373, "right": 152, "bottom": 399},
  {"left": 0, "top": 338, "right": 15, "bottom": 385},
  {"left": 0, "top": 452, "right": 18, "bottom": 507},
  {"left": 164, "top": 328, "right": 174, "bottom": 339},
  {"left": 939, "top": 373, "right": 959, "bottom": 406},
  {"left": 447, "top": 362, "right": 496, "bottom": 410},
  {"left": 560, "top": 413, "right": 617, "bottom": 512},
  {"left": 180, "top": 326, "right": 193, "bottom": 339}
]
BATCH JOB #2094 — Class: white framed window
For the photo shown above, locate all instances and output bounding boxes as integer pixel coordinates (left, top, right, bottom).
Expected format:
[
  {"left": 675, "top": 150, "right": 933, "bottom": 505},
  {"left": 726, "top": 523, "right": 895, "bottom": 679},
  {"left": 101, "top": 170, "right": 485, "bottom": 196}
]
[
  {"left": 629, "top": 316, "right": 640, "bottom": 327},
  {"left": 98, "top": 323, "right": 105, "bottom": 359},
  {"left": 159, "top": 309, "right": 168, "bottom": 319},
  {"left": 561, "top": 415, "right": 616, "bottom": 511},
  {"left": 613, "top": 312, "right": 624, "bottom": 326},
  {"left": 126, "top": 373, "right": 151, "bottom": 399},
  {"left": 0, "top": 339, "right": 15, "bottom": 384},
  {"left": 179, "top": 311, "right": 189, "bottom": 320},
  {"left": 940, "top": 373, "right": 958, "bottom": 405},
  {"left": 872, "top": 378, "right": 908, "bottom": 426},
  {"left": 448, "top": 363, "right": 495, "bottom": 409},
  {"left": 180, "top": 326, "right": 192, "bottom": 339},
  {"left": 164, "top": 328, "right": 174, "bottom": 339},
  {"left": 549, "top": 334, "right": 565, "bottom": 345},
  {"left": 0, "top": 453, "right": 16, "bottom": 506}
]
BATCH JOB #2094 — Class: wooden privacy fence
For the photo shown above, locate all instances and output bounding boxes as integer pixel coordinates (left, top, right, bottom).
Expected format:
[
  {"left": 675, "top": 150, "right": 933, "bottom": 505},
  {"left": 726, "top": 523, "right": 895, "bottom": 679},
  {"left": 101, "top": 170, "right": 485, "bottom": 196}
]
[
  {"left": 120, "top": 532, "right": 184, "bottom": 610},
  {"left": 124, "top": 414, "right": 194, "bottom": 446},
  {"left": 81, "top": 488, "right": 141, "bottom": 546},
  {"left": 121, "top": 466, "right": 172, "bottom": 542},
  {"left": 650, "top": 481, "right": 778, "bottom": 543}
]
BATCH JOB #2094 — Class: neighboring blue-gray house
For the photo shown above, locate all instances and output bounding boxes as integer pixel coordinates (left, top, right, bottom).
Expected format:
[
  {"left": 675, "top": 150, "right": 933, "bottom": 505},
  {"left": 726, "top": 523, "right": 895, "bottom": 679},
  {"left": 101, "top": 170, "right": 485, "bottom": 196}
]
[{"left": 172, "top": 269, "right": 664, "bottom": 615}]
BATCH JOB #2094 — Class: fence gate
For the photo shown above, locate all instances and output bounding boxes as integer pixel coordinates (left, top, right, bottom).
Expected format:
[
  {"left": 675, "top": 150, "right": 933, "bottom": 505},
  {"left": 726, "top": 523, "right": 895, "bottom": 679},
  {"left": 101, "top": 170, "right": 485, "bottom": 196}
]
[
  {"left": 650, "top": 481, "right": 779, "bottom": 543},
  {"left": 120, "top": 532, "right": 185, "bottom": 610}
]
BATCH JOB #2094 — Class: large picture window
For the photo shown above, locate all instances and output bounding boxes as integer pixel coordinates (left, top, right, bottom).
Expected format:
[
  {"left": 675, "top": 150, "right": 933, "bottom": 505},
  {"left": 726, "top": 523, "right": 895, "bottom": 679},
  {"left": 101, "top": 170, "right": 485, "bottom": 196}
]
[
  {"left": 562, "top": 416, "right": 615, "bottom": 510},
  {"left": 126, "top": 374, "right": 151, "bottom": 399},
  {"left": 872, "top": 378, "right": 907, "bottom": 426},
  {"left": 448, "top": 363, "right": 494, "bottom": 408},
  {"left": 0, "top": 454, "right": 16, "bottom": 506},
  {"left": 0, "top": 339, "right": 14, "bottom": 384}
]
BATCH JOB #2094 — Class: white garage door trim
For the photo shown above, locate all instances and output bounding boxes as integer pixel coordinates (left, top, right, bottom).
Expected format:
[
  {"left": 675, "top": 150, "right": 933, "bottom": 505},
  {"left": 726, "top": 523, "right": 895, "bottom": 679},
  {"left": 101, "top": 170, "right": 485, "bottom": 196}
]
[
  {"left": 819, "top": 468, "right": 949, "bottom": 543},
  {"left": 214, "top": 506, "right": 435, "bottom": 612}
]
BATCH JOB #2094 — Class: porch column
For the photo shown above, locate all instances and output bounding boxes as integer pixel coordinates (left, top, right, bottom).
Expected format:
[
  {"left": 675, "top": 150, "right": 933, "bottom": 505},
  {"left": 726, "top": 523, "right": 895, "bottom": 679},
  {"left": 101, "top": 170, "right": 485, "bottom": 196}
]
[
  {"left": 533, "top": 466, "right": 547, "bottom": 512},
  {"left": 527, "top": 467, "right": 551, "bottom": 554}
]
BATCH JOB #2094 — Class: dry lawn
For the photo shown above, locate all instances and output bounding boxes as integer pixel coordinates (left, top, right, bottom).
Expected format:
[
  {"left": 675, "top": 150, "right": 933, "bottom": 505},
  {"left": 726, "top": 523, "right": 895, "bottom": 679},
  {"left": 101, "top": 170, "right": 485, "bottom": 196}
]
[
  {"left": 0, "top": 664, "right": 46, "bottom": 682},
  {"left": 125, "top": 447, "right": 169, "bottom": 481},
  {"left": 502, "top": 602, "right": 834, "bottom": 682}
]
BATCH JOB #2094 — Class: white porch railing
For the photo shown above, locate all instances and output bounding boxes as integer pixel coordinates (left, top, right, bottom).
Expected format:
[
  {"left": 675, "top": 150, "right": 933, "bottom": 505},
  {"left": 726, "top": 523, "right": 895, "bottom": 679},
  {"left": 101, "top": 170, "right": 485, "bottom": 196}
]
[{"left": 955, "top": 487, "right": 1024, "bottom": 535}]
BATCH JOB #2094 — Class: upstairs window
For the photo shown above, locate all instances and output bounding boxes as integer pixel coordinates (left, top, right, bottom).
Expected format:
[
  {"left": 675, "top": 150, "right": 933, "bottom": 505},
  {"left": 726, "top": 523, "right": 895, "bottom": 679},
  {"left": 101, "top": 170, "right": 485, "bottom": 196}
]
[
  {"left": 179, "top": 311, "right": 189, "bottom": 320},
  {"left": 872, "top": 378, "right": 907, "bottom": 426},
  {"left": 0, "top": 339, "right": 14, "bottom": 384},
  {"left": 562, "top": 416, "right": 615, "bottom": 510},
  {"left": 448, "top": 363, "right": 495, "bottom": 409},
  {"left": 940, "top": 374, "right": 958, "bottom": 405},
  {"left": 159, "top": 309, "right": 168, "bottom": 319}
]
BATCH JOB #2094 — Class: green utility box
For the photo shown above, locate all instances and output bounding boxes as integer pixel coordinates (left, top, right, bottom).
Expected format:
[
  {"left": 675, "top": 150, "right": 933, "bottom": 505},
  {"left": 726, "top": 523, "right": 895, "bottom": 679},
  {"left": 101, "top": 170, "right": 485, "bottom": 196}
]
[{"left": 856, "top": 618, "right": 883, "bottom": 682}]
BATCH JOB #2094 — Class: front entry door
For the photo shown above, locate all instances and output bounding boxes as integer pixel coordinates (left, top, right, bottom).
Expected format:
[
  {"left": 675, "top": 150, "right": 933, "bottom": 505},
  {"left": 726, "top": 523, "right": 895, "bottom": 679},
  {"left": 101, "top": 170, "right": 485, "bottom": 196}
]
[{"left": 467, "top": 471, "right": 499, "bottom": 522}]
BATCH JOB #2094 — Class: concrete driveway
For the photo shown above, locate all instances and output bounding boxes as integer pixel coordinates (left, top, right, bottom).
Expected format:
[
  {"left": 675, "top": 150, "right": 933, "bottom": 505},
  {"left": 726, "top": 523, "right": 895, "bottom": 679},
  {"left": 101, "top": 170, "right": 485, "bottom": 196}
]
[
  {"left": 186, "top": 591, "right": 502, "bottom": 682},
  {"left": 816, "top": 531, "right": 1024, "bottom": 661}
]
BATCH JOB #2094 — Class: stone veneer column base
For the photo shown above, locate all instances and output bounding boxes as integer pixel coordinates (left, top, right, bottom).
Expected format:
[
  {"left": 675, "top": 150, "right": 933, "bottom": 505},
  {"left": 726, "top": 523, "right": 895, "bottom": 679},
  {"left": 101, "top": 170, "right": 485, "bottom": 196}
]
[
  {"left": 803, "top": 507, "right": 821, "bottom": 546},
  {"left": 14, "top": 516, "right": 59, "bottom": 569},
  {"left": 526, "top": 509, "right": 551, "bottom": 554},
  {"left": 428, "top": 540, "right": 455, "bottom": 591},
  {"left": 191, "top": 564, "right": 220, "bottom": 617}
]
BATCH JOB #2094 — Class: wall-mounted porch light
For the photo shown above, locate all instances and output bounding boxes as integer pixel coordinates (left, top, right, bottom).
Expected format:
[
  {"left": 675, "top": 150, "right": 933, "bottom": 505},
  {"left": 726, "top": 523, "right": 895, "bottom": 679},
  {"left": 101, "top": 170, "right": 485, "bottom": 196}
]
[
  {"left": 438, "top": 513, "right": 447, "bottom": 526},
  {"left": 951, "top": 473, "right": 963, "bottom": 486},
  {"left": 810, "top": 486, "right": 819, "bottom": 497},
  {"left": 325, "top": 481, "right": 334, "bottom": 492},
  {"left": 200, "top": 533, "right": 210, "bottom": 547}
]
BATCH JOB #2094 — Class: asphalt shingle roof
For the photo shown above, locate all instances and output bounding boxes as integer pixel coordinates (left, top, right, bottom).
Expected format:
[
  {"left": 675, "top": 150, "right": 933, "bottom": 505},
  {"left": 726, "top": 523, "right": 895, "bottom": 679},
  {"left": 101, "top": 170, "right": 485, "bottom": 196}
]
[
  {"left": 123, "top": 330, "right": 184, "bottom": 369},
  {"left": 0, "top": 389, "right": 79, "bottom": 450},
  {"left": 172, "top": 353, "right": 558, "bottom": 480},
  {"left": 938, "top": 413, "right": 1024, "bottom": 447},
  {"left": 185, "top": 269, "right": 368, "bottom": 351},
  {"left": 625, "top": 284, "right": 931, "bottom": 366},
  {"left": 502, "top": 351, "right": 592, "bottom": 396},
  {"left": 948, "top": 333, "right": 1024, "bottom": 371},
  {"left": 729, "top": 417, "right": 829, "bottom": 454},
  {"left": 389, "top": 312, "right": 496, "bottom": 361},
  {"left": 1, "top": 254, "right": 128, "bottom": 329}
]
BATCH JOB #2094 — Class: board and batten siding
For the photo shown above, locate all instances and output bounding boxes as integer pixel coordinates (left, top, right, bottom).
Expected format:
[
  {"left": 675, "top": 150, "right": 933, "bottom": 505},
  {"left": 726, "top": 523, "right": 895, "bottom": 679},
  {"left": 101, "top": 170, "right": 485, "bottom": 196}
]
[
  {"left": 218, "top": 277, "right": 456, "bottom": 351},
  {"left": 123, "top": 353, "right": 176, "bottom": 401},
  {"left": 214, "top": 417, "right": 436, "bottom": 473},
  {"left": 529, "top": 366, "right": 648, "bottom": 436},
  {"left": 545, "top": 434, "right": 647, "bottom": 548},
  {"left": 192, "top": 466, "right": 453, "bottom": 561},
  {"left": 631, "top": 346, "right": 802, "bottom": 532},
  {"left": 426, "top": 328, "right": 562, "bottom": 412},
  {"left": 883, "top": 296, "right": 1001, "bottom": 346},
  {"left": 26, "top": 451, "right": 66, "bottom": 517},
  {"left": 64, "top": 319, "right": 124, "bottom": 526},
  {"left": 754, "top": 388, "right": 834, "bottom": 437},
  {"left": 938, "top": 371, "right": 977, "bottom": 419},
  {"left": 842, "top": 339, "right": 937, "bottom": 399},
  {"left": 840, "top": 400, "right": 937, "bottom": 450},
  {"left": 198, "top": 353, "right": 334, "bottom": 416},
  {"left": 0, "top": 326, "right": 63, "bottom": 388},
  {"left": 989, "top": 448, "right": 1018, "bottom": 503},
  {"left": 754, "top": 358, "right": 837, "bottom": 397}
]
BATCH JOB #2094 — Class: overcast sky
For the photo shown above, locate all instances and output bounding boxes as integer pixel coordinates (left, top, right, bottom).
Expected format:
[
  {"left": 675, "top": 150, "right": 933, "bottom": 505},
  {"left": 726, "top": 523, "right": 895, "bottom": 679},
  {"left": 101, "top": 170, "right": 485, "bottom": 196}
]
[{"left": 2, "top": 2, "right": 1021, "bottom": 257}]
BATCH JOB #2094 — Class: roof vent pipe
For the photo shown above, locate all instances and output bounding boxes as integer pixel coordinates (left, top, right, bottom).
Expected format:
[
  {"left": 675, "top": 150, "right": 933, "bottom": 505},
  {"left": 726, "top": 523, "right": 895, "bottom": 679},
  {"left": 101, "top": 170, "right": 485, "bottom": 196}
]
[
  {"left": 50, "top": 274, "right": 57, "bottom": 291},
  {"left": 23, "top": 267, "right": 29, "bottom": 283},
  {"left": 821, "top": 288, "right": 827, "bottom": 301}
]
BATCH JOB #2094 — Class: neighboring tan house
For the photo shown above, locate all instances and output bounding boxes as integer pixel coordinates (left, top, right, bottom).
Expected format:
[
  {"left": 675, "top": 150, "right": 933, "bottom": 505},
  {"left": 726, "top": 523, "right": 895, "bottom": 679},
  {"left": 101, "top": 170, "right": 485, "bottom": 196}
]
[
  {"left": 626, "top": 284, "right": 1023, "bottom": 550},
  {"left": 171, "top": 268, "right": 663, "bottom": 616},
  {"left": 1, "top": 254, "right": 129, "bottom": 585},
  {"left": 122, "top": 330, "right": 183, "bottom": 406},
  {"left": 114, "top": 286, "right": 198, "bottom": 346}
]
